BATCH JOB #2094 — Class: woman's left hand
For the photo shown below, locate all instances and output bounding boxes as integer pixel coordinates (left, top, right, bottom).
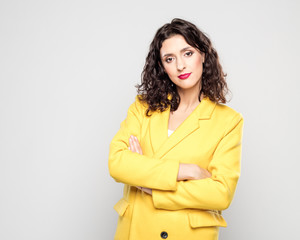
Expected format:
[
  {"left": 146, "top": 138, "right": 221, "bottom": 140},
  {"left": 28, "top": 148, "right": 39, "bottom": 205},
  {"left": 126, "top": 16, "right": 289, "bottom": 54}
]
[
  {"left": 129, "top": 135, "right": 143, "bottom": 154},
  {"left": 136, "top": 186, "right": 152, "bottom": 195},
  {"left": 129, "top": 135, "right": 152, "bottom": 195}
]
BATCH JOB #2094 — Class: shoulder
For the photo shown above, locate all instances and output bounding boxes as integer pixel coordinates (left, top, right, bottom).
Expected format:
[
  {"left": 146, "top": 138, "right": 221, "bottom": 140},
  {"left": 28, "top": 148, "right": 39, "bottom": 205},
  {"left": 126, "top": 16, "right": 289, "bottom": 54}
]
[
  {"left": 127, "top": 95, "right": 148, "bottom": 118},
  {"left": 200, "top": 97, "right": 243, "bottom": 122},
  {"left": 206, "top": 99, "right": 243, "bottom": 132},
  {"left": 213, "top": 102, "right": 244, "bottom": 134},
  {"left": 214, "top": 102, "right": 243, "bottom": 120}
]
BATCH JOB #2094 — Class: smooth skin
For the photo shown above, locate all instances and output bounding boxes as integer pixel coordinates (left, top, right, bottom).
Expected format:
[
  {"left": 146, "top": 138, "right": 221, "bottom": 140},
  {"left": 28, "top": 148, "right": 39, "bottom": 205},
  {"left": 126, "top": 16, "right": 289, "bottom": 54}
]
[{"left": 129, "top": 34, "right": 211, "bottom": 195}]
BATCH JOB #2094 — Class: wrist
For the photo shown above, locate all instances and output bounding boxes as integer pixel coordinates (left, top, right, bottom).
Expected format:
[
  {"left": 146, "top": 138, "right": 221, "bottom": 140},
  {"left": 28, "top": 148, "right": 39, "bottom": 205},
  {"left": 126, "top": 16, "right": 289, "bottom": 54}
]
[
  {"left": 178, "top": 163, "right": 199, "bottom": 180},
  {"left": 188, "top": 164, "right": 200, "bottom": 179}
]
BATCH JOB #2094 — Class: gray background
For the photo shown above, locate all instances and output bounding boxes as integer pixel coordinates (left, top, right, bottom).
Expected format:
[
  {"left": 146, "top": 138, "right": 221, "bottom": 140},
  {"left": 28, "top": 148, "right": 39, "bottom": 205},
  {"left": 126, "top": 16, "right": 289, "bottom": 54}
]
[{"left": 1, "top": 0, "right": 299, "bottom": 239}]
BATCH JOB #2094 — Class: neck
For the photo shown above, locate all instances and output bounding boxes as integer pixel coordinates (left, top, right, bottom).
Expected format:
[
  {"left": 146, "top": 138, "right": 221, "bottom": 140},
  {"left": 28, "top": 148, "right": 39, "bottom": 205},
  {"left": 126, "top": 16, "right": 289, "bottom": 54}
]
[{"left": 176, "top": 87, "right": 203, "bottom": 112}]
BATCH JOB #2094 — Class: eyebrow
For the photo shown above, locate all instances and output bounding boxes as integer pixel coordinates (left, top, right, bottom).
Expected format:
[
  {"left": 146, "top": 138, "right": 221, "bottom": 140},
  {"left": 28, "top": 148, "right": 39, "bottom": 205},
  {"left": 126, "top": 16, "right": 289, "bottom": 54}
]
[{"left": 161, "top": 46, "right": 193, "bottom": 58}]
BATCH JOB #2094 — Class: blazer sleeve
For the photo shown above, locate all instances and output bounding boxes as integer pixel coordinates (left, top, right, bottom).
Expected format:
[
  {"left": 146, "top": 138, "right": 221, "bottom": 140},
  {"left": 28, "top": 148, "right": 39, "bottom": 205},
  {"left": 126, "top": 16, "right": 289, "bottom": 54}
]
[
  {"left": 152, "top": 113, "right": 244, "bottom": 211},
  {"left": 108, "top": 97, "right": 180, "bottom": 191}
]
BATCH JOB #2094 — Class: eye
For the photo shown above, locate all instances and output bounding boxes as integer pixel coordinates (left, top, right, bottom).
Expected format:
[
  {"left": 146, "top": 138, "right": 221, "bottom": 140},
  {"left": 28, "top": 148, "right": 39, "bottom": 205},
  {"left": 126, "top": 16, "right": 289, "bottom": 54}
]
[
  {"left": 185, "top": 51, "right": 194, "bottom": 57},
  {"left": 165, "top": 57, "right": 174, "bottom": 63}
]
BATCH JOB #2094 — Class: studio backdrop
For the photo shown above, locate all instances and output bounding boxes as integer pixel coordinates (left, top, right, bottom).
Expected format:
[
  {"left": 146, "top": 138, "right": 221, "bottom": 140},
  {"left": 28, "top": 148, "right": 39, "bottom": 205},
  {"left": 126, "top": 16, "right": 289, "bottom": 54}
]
[{"left": 0, "top": 0, "right": 299, "bottom": 239}]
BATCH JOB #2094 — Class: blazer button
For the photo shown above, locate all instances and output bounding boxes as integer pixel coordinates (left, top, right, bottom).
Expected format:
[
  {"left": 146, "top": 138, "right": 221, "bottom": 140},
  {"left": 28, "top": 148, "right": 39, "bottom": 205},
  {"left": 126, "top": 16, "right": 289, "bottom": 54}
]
[{"left": 160, "top": 231, "right": 168, "bottom": 239}]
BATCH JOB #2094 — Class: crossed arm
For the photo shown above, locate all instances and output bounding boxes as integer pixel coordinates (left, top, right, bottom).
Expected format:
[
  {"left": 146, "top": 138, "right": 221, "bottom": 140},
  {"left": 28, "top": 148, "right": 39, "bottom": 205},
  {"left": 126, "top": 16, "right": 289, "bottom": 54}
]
[
  {"left": 109, "top": 99, "right": 243, "bottom": 210},
  {"left": 128, "top": 135, "right": 211, "bottom": 195}
]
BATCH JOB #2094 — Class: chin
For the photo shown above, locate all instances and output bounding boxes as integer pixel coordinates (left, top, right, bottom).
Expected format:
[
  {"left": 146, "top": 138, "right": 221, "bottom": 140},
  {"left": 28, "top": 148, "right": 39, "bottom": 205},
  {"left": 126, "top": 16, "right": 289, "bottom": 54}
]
[{"left": 176, "top": 81, "right": 200, "bottom": 90}]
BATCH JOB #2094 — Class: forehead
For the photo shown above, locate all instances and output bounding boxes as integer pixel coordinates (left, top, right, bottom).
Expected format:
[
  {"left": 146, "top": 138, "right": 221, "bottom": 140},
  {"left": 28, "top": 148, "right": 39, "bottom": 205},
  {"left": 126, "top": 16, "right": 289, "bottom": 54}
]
[{"left": 160, "top": 35, "right": 191, "bottom": 55}]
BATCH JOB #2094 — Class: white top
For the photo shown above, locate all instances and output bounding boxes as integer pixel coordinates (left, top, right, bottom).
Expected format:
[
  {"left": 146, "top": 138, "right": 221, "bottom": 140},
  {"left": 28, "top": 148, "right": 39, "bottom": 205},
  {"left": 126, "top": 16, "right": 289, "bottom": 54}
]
[{"left": 168, "top": 129, "right": 174, "bottom": 137}]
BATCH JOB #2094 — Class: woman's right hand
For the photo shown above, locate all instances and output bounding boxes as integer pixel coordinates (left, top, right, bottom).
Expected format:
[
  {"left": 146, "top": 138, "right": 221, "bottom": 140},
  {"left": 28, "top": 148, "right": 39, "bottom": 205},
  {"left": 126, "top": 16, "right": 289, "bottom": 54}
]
[
  {"left": 128, "top": 135, "right": 210, "bottom": 182},
  {"left": 177, "top": 163, "right": 211, "bottom": 181}
]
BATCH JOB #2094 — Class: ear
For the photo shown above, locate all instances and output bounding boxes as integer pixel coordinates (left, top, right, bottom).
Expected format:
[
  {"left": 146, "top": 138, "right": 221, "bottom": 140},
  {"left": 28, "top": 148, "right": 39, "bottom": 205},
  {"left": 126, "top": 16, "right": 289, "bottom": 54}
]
[{"left": 201, "top": 52, "right": 205, "bottom": 63}]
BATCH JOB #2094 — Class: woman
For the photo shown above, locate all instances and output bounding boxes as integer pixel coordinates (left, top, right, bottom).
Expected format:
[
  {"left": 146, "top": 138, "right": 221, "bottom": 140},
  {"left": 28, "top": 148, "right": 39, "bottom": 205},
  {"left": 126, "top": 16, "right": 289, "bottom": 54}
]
[{"left": 109, "top": 18, "right": 244, "bottom": 240}]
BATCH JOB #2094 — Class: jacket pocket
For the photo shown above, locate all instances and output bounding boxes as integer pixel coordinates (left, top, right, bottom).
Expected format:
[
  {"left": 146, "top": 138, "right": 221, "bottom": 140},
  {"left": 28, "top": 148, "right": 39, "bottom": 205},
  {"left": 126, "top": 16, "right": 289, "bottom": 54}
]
[
  {"left": 113, "top": 198, "right": 129, "bottom": 217},
  {"left": 188, "top": 210, "right": 227, "bottom": 228}
]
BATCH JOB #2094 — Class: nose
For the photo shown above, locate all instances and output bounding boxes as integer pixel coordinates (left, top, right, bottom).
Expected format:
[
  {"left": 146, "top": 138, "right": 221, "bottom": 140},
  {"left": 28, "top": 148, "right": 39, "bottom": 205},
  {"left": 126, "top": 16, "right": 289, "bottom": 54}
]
[{"left": 176, "top": 57, "right": 185, "bottom": 71}]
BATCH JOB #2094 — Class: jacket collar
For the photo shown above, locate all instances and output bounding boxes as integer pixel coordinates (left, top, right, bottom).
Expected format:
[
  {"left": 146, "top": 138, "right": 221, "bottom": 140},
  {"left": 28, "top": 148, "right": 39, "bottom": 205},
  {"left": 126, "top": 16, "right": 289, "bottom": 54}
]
[{"left": 149, "top": 97, "right": 217, "bottom": 158}]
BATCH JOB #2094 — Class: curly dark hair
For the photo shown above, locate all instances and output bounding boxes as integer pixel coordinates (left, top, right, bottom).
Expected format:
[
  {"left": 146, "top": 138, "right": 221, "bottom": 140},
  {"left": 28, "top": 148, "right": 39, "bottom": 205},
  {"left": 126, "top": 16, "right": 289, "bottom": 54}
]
[{"left": 137, "top": 18, "right": 229, "bottom": 116}]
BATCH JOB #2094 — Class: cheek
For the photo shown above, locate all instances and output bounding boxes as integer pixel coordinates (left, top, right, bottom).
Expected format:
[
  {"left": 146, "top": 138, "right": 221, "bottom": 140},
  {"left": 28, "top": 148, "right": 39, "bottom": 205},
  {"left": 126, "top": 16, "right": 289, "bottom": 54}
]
[
  {"left": 192, "top": 55, "right": 203, "bottom": 69},
  {"left": 163, "top": 65, "right": 174, "bottom": 77}
]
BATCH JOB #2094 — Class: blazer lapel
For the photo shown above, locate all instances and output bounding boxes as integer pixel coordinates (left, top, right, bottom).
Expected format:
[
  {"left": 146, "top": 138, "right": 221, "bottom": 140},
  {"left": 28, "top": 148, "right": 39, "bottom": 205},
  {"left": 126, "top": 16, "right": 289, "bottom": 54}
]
[
  {"left": 150, "top": 97, "right": 216, "bottom": 159},
  {"left": 149, "top": 107, "right": 170, "bottom": 154}
]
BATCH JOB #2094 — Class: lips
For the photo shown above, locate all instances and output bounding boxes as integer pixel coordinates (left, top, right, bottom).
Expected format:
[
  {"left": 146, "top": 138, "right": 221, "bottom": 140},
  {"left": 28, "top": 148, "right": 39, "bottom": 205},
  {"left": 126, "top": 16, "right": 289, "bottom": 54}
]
[{"left": 178, "top": 73, "right": 191, "bottom": 80}]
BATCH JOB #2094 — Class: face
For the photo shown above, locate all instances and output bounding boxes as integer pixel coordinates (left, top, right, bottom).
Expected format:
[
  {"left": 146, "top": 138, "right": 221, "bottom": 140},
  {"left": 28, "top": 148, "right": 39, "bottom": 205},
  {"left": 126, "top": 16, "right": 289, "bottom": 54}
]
[{"left": 160, "top": 34, "right": 205, "bottom": 93}]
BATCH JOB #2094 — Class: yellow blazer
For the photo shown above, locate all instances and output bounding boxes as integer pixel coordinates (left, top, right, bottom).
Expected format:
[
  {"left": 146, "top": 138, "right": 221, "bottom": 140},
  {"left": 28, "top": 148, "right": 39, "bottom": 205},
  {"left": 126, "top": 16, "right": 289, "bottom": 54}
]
[{"left": 109, "top": 96, "right": 244, "bottom": 240}]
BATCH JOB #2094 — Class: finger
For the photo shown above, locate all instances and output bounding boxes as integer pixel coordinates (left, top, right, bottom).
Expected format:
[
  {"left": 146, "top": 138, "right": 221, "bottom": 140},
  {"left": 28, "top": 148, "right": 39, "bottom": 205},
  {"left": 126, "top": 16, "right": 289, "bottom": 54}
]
[
  {"left": 132, "top": 136, "right": 140, "bottom": 154},
  {"left": 203, "top": 169, "right": 211, "bottom": 178},
  {"left": 133, "top": 136, "right": 142, "bottom": 155},
  {"left": 201, "top": 169, "right": 211, "bottom": 178},
  {"left": 129, "top": 136, "right": 136, "bottom": 152},
  {"left": 134, "top": 136, "right": 143, "bottom": 155},
  {"left": 142, "top": 187, "right": 152, "bottom": 195},
  {"left": 129, "top": 137, "right": 133, "bottom": 151}
]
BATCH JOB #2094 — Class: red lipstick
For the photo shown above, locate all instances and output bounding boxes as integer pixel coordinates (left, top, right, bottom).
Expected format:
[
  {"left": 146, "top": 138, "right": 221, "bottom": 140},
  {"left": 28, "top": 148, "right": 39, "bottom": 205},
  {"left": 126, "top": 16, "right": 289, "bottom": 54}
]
[{"left": 178, "top": 73, "right": 191, "bottom": 80}]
